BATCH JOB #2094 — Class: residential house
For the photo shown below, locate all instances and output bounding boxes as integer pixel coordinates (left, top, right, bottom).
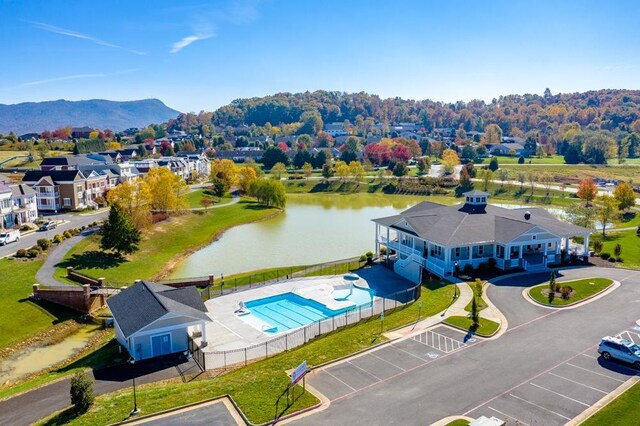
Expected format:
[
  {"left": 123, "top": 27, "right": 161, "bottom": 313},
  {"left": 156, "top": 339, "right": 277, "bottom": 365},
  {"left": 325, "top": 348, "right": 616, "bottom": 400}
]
[
  {"left": 40, "top": 154, "right": 113, "bottom": 171},
  {"left": 373, "top": 190, "right": 591, "bottom": 283},
  {"left": 132, "top": 159, "right": 158, "bottom": 176},
  {"left": 0, "top": 184, "right": 12, "bottom": 229},
  {"left": 9, "top": 184, "right": 38, "bottom": 225},
  {"left": 490, "top": 143, "right": 526, "bottom": 156},
  {"left": 215, "top": 148, "right": 263, "bottom": 162},
  {"left": 22, "top": 170, "right": 92, "bottom": 211},
  {"left": 71, "top": 126, "right": 96, "bottom": 139},
  {"left": 177, "top": 152, "right": 211, "bottom": 178},
  {"left": 107, "top": 280, "right": 211, "bottom": 360},
  {"left": 98, "top": 151, "right": 124, "bottom": 163},
  {"left": 115, "top": 148, "right": 138, "bottom": 161},
  {"left": 158, "top": 157, "right": 190, "bottom": 180}
]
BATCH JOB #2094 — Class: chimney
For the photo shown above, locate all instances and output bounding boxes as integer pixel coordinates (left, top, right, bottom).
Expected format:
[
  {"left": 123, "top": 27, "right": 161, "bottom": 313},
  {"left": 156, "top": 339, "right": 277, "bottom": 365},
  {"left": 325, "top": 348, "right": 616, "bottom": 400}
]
[{"left": 524, "top": 211, "right": 531, "bottom": 220}]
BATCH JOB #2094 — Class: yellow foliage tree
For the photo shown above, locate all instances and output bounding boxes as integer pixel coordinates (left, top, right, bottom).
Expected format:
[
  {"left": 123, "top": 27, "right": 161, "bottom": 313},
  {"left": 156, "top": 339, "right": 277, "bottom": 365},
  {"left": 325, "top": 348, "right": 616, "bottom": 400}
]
[
  {"left": 88, "top": 130, "right": 100, "bottom": 139},
  {"left": 107, "top": 141, "right": 122, "bottom": 150},
  {"left": 441, "top": 149, "right": 460, "bottom": 174},
  {"left": 348, "top": 161, "right": 365, "bottom": 184},
  {"left": 106, "top": 179, "right": 152, "bottom": 229},
  {"left": 210, "top": 159, "right": 238, "bottom": 187},
  {"left": 335, "top": 160, "right": 350, "bottom": 182},
  {"left": 146, "top": 167, "right": 188, "bottom": 214},
  {"left": 237, "top": 166, "right": 258, "bottom": 193}
]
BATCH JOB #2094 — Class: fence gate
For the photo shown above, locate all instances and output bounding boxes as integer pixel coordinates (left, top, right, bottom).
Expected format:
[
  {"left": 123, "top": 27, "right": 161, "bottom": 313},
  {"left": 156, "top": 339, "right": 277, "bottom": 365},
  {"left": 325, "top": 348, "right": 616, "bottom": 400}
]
[{"left": 188, "top": 337, "right": 206, "bottom": 371}]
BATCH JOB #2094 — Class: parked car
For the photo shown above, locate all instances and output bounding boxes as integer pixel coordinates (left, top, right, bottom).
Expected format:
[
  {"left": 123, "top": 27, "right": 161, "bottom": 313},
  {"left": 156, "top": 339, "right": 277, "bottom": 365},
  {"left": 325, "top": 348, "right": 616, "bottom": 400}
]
[
  {"left": 0, "top": 230, "right": 20, "bottom": 245},
  {"left": 39, "top": 221, "right": 57, "bottom": 231},
  {"left": 598, "top": 336, "right": 640, "bottom": 369}
]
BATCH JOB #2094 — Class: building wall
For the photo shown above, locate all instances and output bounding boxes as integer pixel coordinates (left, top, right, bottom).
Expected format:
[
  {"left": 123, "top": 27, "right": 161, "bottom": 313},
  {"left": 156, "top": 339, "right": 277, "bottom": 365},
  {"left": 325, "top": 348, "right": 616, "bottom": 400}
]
[{"left": 131, "top": 327, "right": 189, "bottom": 360}]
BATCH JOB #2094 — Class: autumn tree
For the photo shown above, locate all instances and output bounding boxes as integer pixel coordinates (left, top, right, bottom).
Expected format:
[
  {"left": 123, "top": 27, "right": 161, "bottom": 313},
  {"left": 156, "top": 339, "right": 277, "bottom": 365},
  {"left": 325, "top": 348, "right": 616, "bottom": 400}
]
[
  {"left": 613, "top": 182, "right": 636, "bottom": 211},
  {"left": 348, "top": 161, "right": 365, "bottom": 184},
  {"left": 106, "top": 179, "right": 152, "bottom": 229},
  {"left": 496, "top": 168, "right": 510, "bottom": 189},
  {"left": 576, "top": 178, "right": 597, "bottom": 206},
  {"left": 270, "top": 162, "right": 287, "bottom": 179},
  {"left": 459, "top": 166, "right": 473, "bottom": 189},
  {"left": 441, "top": 149, "right": 460, "bottom": 175},
  {"left": 146, "top": 167, "right": 188, "bottom": 213},
  {"left": 302, "top": 162, "right": 313, "bottom": 180},
  {"left": 335, "top": 160, "right": 350, "bottom": 182},
  {"left": 478, "top": 169, "right": 493, "bottom": 191},
  {"left": 210, "top": 159, "right": 239, "bottom": 188},
  {"left": 539, "top": 172, "right": 554, "bottom": 197},
  {"left": 237, "top": 166, "right": 258, "bottom": 192},
  {"left": 484, "top": 124, "right": 503, "bottom": 145},
  {"left": 595, "top": 194, "right": 618, "bottom": 236}
]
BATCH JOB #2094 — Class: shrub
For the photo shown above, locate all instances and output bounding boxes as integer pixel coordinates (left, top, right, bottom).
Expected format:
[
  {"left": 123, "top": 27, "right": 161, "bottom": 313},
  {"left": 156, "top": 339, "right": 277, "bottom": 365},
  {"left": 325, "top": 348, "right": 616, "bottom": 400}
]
[
  {"left": 365, "top": 251, "right": 374, "bottom": 264},
  {"left": 53, "top": 234, "right": 64, "bottom": 244},
  {"left": 592, "top": 240, "right": 603, "bottom": 254},
  {"left": 359, "top": 254, "right": 367, "bottom": 262},
  {"left": 477, "top": 262, "right": 489, "bottom": 272},
  {"left": 614, "top": 243, "right": 622, "bottom": 258},
  {"left": 560, "top": 285, "right": 573, "bottom": 300},
  {"left": 518, "top": 156, "right": 525, "bottom": 164},
  {"left": 70, "top": 371, "right": 94, "bottom": 412},
  {"left": 379, "top": 246, "right": 387, "bottom": 255},
  {"left": 637, "top": 225, "right": 640, "bottom": 236},
  {"left": 487, "top": 257, "right": 496, "bottom": 270},
  {"left": 37, "top": 238, "right": 51, "bottom": 251},
  {"left": 26, "top": 249, "right": 39, "bottom": 258},
  {"left": 462, "top": 264, "right": 474, "bottom": 275},
  {"left": 29, "top": 245, "right": 42, "bottom": 252},
  {"left": 608, "top": 257, "right": 616, "bottom": 263},
  {"left": 16, "top": 249, "right": 27, "bottom": 258},
  {"left": 600, "top": 252, "right": 611, "bottom": 260},
  {"left": 20, "top": 224, "right": 31, "bottom": 231},
  {"left": 63, "top": 230, "right": 73, "bottom": 239}
]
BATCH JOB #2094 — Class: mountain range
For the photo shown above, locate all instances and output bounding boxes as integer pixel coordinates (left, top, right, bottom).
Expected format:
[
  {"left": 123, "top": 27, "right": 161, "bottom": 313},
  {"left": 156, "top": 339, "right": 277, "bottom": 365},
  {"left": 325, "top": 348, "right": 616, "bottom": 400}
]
[{"left": 0, "top": 99, "right": 181, "bottom": 135}]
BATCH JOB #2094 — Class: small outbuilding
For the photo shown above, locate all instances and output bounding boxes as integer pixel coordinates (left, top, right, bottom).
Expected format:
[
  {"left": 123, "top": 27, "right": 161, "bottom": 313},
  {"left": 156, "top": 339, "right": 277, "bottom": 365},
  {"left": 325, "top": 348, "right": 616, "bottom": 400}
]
[{"left": 108, "top": 280, "right": 211, "bottom": 361}]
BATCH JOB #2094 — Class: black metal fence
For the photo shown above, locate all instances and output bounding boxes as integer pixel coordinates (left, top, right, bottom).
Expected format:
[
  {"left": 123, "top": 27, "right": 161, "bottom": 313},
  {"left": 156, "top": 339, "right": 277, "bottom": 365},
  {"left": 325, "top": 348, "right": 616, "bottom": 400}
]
[
  {"left": 199, "top": 284, "right": 421, "bottom": 370},
  {"left": 199, "top": 257, "right": 365, "bottom": 301}
]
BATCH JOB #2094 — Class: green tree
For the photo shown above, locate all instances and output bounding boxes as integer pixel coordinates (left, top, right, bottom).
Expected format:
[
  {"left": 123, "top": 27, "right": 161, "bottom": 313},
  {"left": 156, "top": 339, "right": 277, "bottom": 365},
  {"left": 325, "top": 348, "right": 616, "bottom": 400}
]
[
  {"left": 261, "top": 146, "right": 289, "bottom": 169},
  {"left": 416, "top": 157, "right": 431, "bottom": 175},
  {"left": 496, "top": 168, "right": 509, "bottom": 189},
  {"left": 595, "top": 194, "right": 618, "bottom": 237},
  {"left": 302, "top": 162, "right": 313, "bottom": 180},
  {"left": 614, "top": 243, "right": 622, "bottom": 259},
  {"left": 488, "top": 156, "right": 499, "bottom": 172},
  {"left": 70, "top": 370, "right": 94, "bottom": 412},
  {"left": 270, "top": 162, "right": 287, "bottom": 179},
  {"left": 613, "top": 182, "right": 636, "bottom": 211},
  {"left": 100, "top": 204, "right": 141, "bottom": 256},
  {"left": 392, "top": 162, "right": 408, "bottom": 177},
  {"left": 321, "top": 163, "right": 334, "bottom": 181},
  {"left": 478, "top": 169, "right": 493, "bottom": 191},
  {"left": 249, "top": 179, "right": 286, "bottom": 208}
]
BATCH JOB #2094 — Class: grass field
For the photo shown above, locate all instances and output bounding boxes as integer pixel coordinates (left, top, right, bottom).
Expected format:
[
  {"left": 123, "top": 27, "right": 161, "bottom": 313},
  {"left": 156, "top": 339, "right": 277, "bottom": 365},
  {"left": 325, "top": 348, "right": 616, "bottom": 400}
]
[
  {"left": 501, "top": 163, "right": 640, "bottom": 183},
  {"left": 593, "top": 230, "right": 640, "bottom": 269},
  {"left": 475, "top": 154, "right": 566, "bottom": 165},
  {"left": 181, "top": 188, "right": 232, "bottom": 209},
  {"left": 0, "top": 259, "right": 76, "bottom": 350},
  {"left": 581, "top": 381, "right": 640, "bottom": 426},
  {"left": 40, "top": 281, "right": 456, "bottom": 425},
  {"left": 443, "top": 316, "right": 500, "bottom": 337},
  {"left": 54, "top": 201, "right": 281, "bottom": 285},
  {"left": 0, "top": 150, "right": 70, "bottom": 168},
  {"left": 528, "top": 277, "right": 613, "bottom": 306}
]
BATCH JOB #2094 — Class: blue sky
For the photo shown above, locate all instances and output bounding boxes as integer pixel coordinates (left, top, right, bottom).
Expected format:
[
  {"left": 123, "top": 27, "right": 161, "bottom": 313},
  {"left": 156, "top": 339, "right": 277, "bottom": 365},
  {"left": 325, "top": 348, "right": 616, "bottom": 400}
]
[{"left": 1, "top": 0, "right": 639, "bottom": 113}]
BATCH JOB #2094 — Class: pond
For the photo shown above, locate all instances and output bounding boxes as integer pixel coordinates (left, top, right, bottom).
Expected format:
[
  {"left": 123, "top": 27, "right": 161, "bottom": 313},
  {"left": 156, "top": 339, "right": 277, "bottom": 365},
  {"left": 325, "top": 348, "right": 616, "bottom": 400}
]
[{"left": 169, "top": 194, "right": 427, "bottom": 278}]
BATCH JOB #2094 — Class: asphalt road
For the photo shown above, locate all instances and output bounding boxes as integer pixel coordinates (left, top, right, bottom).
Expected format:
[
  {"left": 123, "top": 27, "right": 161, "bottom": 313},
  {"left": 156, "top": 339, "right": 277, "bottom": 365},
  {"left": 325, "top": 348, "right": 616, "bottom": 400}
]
[
  {"left": 0, "top": 210, "right": 108, "bottom": 259},
  {"left": 295, "top": 267, "right": 640, "bottom": 426},
  {"left": 138, "top": 400, "right": 239, "bottom": 426}
]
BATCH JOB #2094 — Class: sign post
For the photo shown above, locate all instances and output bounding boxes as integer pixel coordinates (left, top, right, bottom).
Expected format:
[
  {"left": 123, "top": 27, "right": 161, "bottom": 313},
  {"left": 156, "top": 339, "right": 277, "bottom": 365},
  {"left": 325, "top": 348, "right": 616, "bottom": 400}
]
[
  {"left": 380, "top": 311, "right": 385, "bottom": 333},
  {"left": 290, "top": 360, "right": 308, "bottom": 402}
]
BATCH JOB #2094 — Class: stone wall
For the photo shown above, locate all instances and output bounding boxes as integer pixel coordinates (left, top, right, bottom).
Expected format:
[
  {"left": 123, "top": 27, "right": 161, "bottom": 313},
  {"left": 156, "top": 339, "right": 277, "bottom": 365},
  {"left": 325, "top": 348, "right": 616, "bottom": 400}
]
[{"left": 32, "top": 284, "right": 106, "bottom": 314}]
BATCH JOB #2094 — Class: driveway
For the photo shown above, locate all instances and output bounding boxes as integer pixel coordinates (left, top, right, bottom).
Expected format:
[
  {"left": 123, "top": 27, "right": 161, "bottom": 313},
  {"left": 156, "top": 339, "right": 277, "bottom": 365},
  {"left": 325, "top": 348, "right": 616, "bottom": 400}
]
[
  {"left": 294, "top": 267, "right": 640, "bottom": 425},
  {"left": 0, "top": 354, "right": 201, "bottom": 426}
]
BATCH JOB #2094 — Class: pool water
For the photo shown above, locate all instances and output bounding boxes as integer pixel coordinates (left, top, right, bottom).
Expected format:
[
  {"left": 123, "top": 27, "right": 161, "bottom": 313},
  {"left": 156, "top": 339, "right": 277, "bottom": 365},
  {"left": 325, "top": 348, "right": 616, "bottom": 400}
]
[{"left": 245, "top": 289, "right": 374, "bottom": 333}]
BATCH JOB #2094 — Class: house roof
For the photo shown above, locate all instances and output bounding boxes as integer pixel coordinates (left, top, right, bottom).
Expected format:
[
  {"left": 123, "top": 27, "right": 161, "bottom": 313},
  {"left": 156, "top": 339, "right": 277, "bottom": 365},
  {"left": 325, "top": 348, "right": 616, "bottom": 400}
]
[
  {"left": 0, "top": 183, "right": 12, "bottom": 195},
  {"left": 23, "top": 169, "right": 85, "bottom": 183},
  {"left": 373, "top": 200, "right": 591, "bottom": 246},
  {"left": 107, "top": 281, "right": 210, "bottom": 338},
  {"left": 10, "top": 184, "right": 36, "bottom": 197},
  {"left": 41, "top": 155, "right": 111, "bottom": 167}
]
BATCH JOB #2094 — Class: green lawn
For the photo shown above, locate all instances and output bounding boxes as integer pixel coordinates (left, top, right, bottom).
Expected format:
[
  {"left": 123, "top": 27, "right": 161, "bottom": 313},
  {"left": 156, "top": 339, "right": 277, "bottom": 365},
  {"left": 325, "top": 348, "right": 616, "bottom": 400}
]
[
  {"left": 528, "top": 278, "right": 613, "bottom": 306},
  {"left": 476, "top": 154, "right": 566, "bottom": 165},
  {"left": 39, "top": 281, "right": 456, "bottom": 425},
  {"left": 581, "top": 381, "right": 640, "bottom": 426},
  {"left": 445, "top": 420, "right": 470, "bottom": 426},
  {"left": 501, "top": 163, "right": 640, "bottom": 183},
  {"left": 443, "top": 316, "right": 500, "bottom": 337},
  {"left": 54, "top": 201, "right": 281, "bottom": 286},
  {"left": 593, "top": 229, "right": 640, "bottom": 269},
  {"left": 181, "top": 189, "right": 232, "bottom": 209},
  {"left": 0, "top": 259, "right": 76, "bottom": 350}
]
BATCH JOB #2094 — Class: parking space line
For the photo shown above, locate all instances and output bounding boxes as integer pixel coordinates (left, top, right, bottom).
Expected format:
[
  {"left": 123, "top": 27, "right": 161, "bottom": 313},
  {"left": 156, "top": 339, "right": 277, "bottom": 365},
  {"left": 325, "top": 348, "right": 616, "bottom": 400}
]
[
  {"left": 508, "top": 394, "right": 571, "bottom": 420},
  {"left": 581, "top": 353, "right": 597, "bottom": 360},
  {"left": 323, "top": 370, "right": 356, "bottom": 392},
  {"left": 566, "top": 363, "right": 626, "bottom": 382},
  {"left": 529, "top": 382, "right": 590, "bottom": 407},
  {"left": 347, "top": 361, "right": 383, "bottom": 382},
  {"left": 487, "top": 406, "right": 529, "bottom": 426},
  {"left": 368, "top": 351, "right": 406, "bottom": 372},
  {"left": 392, "top": 345, "right": 429, "bottom": 362},
  {"left": 547, "top": 372, "right": 608, "bottom": 394}
]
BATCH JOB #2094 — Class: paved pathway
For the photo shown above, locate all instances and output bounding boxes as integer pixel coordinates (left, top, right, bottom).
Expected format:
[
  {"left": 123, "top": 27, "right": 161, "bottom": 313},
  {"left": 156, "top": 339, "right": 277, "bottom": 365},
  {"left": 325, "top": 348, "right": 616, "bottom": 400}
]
[{"left": 0, "top": 355, "right": 201, "bottom": 426}]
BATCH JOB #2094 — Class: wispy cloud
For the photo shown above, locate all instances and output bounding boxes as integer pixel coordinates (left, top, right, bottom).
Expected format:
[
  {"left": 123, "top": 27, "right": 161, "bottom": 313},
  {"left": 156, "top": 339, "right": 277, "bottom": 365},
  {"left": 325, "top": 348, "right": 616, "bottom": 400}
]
[
  {"left": 7, "top": 69, "right": 139, "bottom": 90},
  {"left": 170, "top": 32, "right": 214, "bottom": 53},
  {"left": 26, "top": 21, "right": 146, "bottom": 56}
]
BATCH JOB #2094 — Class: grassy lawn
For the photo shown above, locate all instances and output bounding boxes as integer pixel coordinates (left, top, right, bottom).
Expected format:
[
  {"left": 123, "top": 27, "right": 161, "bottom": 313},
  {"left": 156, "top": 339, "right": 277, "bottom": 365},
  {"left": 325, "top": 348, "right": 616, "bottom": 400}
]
[
  {"left": 593, "top": 229, "right": 640, "bottom": 269},
  {"left": 443, "top": 316, "right": 500, "bottom": 337},
  {"left": 528, "top": 277, "right": 614, "bottom": 306},
  {"left": 445, "top": 420, "right": 470, "bottom": 426},
  {"left": 501, "top": 164, "right": 640, "bottom": 183},
  {"left": 40, "top": 281, "right": 456, "bottom": 425},
  {"left": 54, "top": 201, "right": 281, "bottom": 286},
  {"left": 581, "top": 381, "right": 640, "bottom": 426},
  {"left": 476, "top": 154, "right": 566, "bottom": 165},
  {"left": 0, "top": 259, "right": 76, "bottom": 350},
  {"left": 181, "top": 189, "right": 232, "bottom": 209}
]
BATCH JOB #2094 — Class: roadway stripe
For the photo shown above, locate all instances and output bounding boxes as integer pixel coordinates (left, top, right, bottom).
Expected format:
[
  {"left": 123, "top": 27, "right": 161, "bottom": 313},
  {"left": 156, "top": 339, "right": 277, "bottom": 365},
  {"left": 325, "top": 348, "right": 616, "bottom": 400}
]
[
  {"left": 581, "top": 353, "right": 597, "bottom": 359},
  {"left": 367, "top": 351, "right": 406, "bottom": 372},
  {"left": 323, "top": 370, "right": 356, "bottom": 392},
  {"left": 487, "top": 406, "right": 529, "bottom": 426},
  {"left": 547, "top": 372, "right": 608, "bottom": 394},
  {"left": 508, "top": 393, "right": 571, "bottom": 420},
  {"left": 529, "top": 382, "right": 590, "bottom": 406},
  {"left": 565, "top": 363, "right": 626, "bottom": 383},
  {"left": 347, "top": 361, "right": 383, "bottom": 382}
]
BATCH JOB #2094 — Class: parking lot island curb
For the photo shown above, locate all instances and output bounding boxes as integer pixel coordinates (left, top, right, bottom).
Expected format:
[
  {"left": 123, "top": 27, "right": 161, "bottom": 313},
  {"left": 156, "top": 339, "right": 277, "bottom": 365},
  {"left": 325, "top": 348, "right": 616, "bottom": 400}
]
[
  {"left": 521, "top": 279, "right": 620, "bottom": 310},
  {"left": 431, "top": 415, "right": 474, "bottom": 426},
  {"left": 566, "top": 375, "right": 640, "bottom": 426}
]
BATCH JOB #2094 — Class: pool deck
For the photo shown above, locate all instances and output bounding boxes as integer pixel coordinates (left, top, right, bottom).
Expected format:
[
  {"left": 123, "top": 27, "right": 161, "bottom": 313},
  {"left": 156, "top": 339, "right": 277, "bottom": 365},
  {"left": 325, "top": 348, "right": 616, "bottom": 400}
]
[{"left": 200, "top": 266, "right": 414, "bottom": 352}]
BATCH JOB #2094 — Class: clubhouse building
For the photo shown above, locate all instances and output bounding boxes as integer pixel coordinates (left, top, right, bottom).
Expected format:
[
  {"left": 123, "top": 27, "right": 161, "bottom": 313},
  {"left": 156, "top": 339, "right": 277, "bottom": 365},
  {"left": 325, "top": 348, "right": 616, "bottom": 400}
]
[{"left": 373, "top": 190, "right": 592, "bottom": 283}]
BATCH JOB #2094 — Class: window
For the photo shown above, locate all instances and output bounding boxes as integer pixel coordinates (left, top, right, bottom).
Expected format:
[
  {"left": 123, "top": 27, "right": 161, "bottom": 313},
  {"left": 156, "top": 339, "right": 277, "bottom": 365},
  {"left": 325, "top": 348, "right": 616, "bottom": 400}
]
[
  {"left": 548, "top": 243, "right": 553, "bottom": 248},
  {"left": 455, "top": 247, "right": 461, "bottom": 258},
  {"left": 481, "top": 197, "right": 486, "bottom": 202},
  {"left": 41, "top": 199, "right": 49, "bottom": 206},
  {"left": 532, "top": 235, "right": 537, "bottom": 240},
  {"left": 478, "top": 245, "right": 484, "bottom": 256},
  {"left": 475, "top": 197, "right": 481, "bottom": 202},
  {"left": 63, "top": 198, "right": 71, "bottom": 207}
]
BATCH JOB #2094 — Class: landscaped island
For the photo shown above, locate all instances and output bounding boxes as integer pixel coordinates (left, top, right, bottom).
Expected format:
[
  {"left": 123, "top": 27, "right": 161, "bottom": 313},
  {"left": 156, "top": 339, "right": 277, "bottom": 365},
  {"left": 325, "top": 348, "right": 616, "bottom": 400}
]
[{"left": 528, "top": 277, "right": 614, "bottom": 306}]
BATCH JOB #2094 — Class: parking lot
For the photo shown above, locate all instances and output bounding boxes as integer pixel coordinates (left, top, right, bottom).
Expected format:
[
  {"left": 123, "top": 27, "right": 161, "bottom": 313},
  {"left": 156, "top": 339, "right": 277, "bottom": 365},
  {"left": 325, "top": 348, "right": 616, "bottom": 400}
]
[
  {"left": 308, "top": 326, "right": 474, "bottom": 402},
  {"left": 466, "top": 325, "right": 640, "bottom": 426}
]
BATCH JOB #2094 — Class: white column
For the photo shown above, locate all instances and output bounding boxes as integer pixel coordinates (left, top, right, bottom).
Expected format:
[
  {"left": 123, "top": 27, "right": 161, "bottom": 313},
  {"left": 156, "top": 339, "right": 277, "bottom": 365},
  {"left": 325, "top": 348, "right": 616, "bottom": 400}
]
[
  {"left": 386, "top": 227, "right": 390, "bottom": 263},
  {"left": 583, "top": 234, "right": 590, "bottom": 257},
  {"left": 375, "top": 224, "right": 380, "bottom": 257},
  {"left": 200, "top": 322, "right": 208, "bottom": 345},
  {"left": 505, "top": 245, "right": 510, "bottom": 260},
  {"left": 444, "top": 246, "right": 450, "bottom": 274},
  {"left": 519, "top": 245, "right": 523, "bottom": 258}
]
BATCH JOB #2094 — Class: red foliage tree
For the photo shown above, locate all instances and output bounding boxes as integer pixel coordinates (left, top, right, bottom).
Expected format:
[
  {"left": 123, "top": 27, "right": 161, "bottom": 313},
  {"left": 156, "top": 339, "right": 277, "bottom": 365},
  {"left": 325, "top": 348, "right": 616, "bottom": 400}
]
[
  {"left": 391, "top": 144, "right": 411, "bottom": 162},
  {"left": 364, "top": 143, "right": 391, "bottom": 165},
  {"left": 577, "top": 178, "right": 598, "bottom": 206}
]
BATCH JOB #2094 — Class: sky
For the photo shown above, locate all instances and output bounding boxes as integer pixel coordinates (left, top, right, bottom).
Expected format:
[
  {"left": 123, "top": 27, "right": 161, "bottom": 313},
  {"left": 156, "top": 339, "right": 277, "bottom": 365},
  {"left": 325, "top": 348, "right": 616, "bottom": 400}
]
[{"left": 0, "top": 0, "right": 639, "bottom": 113}]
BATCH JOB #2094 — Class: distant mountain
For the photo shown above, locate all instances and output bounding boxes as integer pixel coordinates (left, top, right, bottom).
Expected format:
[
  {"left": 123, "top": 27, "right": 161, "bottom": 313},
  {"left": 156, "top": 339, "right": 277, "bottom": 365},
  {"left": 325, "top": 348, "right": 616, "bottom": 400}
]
[{"left": 0, "top": 99, "right": 181, "bottom": 135}]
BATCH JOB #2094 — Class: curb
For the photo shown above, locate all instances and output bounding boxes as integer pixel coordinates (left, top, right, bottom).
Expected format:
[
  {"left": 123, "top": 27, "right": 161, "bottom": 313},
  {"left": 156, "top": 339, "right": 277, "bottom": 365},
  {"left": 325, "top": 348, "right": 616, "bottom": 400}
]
[
  {"left": 431, "top": 415, "right": 474, "bottom": 426},
  {"left": 567, "top": 375, "right": 640, "bottom": 426},
  {"left": 441, "top": 319, "right": 500, "bottom": 338},
  {"left": 522, "top": 279, "right": 619, "bottom": 310}
]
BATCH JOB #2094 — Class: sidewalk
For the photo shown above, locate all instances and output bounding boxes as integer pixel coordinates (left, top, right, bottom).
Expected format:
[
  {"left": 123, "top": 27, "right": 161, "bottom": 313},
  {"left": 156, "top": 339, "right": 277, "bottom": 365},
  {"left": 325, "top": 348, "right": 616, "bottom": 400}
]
[{"left": 35, "top": 228, "right": 98, "bottom": 287}]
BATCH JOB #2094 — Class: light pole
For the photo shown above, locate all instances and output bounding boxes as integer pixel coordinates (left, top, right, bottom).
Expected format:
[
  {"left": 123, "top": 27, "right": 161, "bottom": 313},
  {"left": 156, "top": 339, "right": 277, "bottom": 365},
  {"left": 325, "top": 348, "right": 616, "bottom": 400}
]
[{"left": 129, "top": 358, "right": 140, "bottom": 415}]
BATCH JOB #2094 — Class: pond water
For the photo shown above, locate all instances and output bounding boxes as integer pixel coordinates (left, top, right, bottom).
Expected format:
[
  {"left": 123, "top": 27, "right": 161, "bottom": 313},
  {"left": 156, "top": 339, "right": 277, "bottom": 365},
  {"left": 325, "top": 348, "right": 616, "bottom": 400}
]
[
  {"left": 170, "top": 195, "right": 590, "bottom": 279},
  {"left": 0, "top": 325, "right": 99, "bottom": 385},
  {"left": 169, "top": 194, "right": 426, "bottom": 278}
]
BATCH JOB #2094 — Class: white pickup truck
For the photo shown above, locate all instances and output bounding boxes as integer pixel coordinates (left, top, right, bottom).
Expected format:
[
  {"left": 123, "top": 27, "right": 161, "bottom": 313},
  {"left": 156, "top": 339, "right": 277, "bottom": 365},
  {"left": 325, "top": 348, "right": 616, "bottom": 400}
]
[{"left": 0, "top": 230, "right": 20, "bottom": 245}]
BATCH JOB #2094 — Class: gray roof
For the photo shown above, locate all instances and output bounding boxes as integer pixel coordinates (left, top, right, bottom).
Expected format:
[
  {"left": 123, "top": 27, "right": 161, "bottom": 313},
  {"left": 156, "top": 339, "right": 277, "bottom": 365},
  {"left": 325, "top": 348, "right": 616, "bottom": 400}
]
[
  {"left": 0, "top": 183, "right": 11, "bottom": 195},
  {"left": 107, "top": 281, "right": 209, "bottom": 338},
  {"left": 373, "top": 201, "right": 591, "bottom": 246},
  {"left": 10, "top": 184, "right": 36, "bottom": 197}
]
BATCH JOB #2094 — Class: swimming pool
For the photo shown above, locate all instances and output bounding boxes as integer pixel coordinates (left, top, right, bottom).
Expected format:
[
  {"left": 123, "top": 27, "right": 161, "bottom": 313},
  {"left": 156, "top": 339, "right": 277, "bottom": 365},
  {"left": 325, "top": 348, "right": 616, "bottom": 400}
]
[{"left": 244, "top": 287, "right": 374, "bottom": 334}]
